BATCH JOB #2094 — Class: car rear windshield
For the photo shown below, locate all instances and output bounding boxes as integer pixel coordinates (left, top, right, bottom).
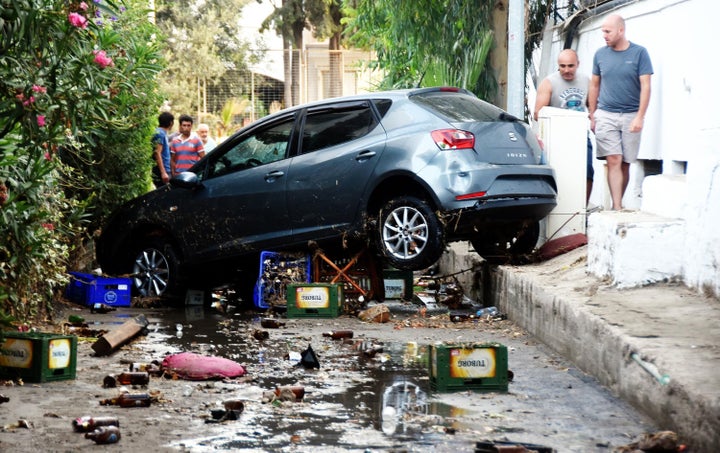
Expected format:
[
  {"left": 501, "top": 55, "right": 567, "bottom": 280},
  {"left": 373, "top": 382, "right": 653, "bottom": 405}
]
[{"left": 409, "top": 91, "right": 504, "bottom": 123}]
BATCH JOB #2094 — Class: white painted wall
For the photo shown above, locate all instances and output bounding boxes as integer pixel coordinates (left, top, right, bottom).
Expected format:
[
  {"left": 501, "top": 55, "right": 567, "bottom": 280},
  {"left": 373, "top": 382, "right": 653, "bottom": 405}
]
[{"left": 533, "top": 0, "right": 720, "bottom": 297}]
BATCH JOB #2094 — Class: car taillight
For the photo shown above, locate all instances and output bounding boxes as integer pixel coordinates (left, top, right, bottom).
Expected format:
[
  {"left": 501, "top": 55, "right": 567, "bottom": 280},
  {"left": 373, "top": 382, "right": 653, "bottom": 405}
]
[{"left": 431, "top": 129, "right": 475, "bottom": 150}]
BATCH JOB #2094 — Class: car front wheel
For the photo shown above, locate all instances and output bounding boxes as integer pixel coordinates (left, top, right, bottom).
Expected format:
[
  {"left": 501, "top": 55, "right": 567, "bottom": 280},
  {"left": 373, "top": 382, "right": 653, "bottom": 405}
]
[
  {"left": 131, "top": 241, "right": 181, "bottom": 298},
  {"left": 378, "top": 196, "right": 444, "bottom": 270}
]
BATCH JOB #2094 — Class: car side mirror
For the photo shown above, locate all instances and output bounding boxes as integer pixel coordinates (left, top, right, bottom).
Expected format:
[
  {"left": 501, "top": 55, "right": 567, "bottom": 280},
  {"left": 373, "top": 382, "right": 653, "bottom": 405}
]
[{"left": 170, "top": 171, "right": 202, "bottom": 189}]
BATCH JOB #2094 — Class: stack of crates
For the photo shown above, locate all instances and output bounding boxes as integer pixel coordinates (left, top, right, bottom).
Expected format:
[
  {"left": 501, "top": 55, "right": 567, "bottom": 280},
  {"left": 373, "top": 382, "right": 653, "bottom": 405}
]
[
  {"left": 429, "top": 342, "right": 509, "bottom": 392},
  {"left": 253, "top": 251, "right": 312, "bottom": 309},
  {"left": 0, "top": 332, "right": 77, "bottom": 382}
]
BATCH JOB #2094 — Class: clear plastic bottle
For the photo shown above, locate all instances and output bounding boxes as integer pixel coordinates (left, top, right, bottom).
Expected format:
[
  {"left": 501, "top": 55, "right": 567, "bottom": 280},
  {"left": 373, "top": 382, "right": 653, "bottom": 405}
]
[{"left": 476, "top": 306, "right": 499, "bottom": 318}]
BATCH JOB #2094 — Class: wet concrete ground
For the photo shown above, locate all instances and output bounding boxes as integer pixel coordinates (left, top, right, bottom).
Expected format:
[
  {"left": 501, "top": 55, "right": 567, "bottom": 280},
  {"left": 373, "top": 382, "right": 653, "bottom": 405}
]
[
  {"left": 140, "top": 303, "right": 657, "bottom": 452},
  {"left": 0, "top": 302, "right": 659, "bottom": 452}
]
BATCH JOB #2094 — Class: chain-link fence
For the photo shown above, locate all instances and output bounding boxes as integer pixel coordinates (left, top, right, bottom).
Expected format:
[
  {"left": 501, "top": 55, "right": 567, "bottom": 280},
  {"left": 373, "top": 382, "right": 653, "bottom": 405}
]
[{"left": 195, "top": 48, "right": 381, "bottom": 140}]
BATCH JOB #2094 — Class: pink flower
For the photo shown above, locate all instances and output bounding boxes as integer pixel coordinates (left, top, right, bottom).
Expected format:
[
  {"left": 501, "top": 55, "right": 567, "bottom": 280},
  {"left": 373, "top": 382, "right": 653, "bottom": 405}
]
[
  {"left": 32, "top": 85, "right": 47, "bottom": 94},
  {"left": 22, "top": 96, "right": 35, "bottom": 106},
  {"left": 79, "top": 2, "right": 89, "bottom": 10},
  {"left": 37, "top": 115, "right": 46, "bottom": 127},
  {"left": 44, "top": 152, "right": 52, "bottom": 161},
  {"left": 41, "top": 223, "right": 54, "bottom": 231},
  {"left": 68, "top": 12, "right": 88, "bottom": 29},
  {"left": 92, "top": 49, "right": 114, "bottom": 68}
]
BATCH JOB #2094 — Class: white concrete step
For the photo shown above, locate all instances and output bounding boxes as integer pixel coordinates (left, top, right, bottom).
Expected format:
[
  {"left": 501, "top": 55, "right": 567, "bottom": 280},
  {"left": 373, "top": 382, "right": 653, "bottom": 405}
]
[{"left": 587, "top": 210, "right": 685, "bottom": 288}]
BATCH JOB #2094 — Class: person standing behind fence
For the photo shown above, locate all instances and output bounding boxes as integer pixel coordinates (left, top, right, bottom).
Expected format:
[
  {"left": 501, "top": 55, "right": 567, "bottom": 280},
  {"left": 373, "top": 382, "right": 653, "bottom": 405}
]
[
  {"left": 170, "top": 114, "right": 205, "bottom": 175},
  {"left": 534, "top": 48, "right": 594, "bottom": 205},
  {"left": 152, "top": 111, "right": 174, "bottom": 188},
  {"left": 588, "top": 14, "right": 653, "bottom": 211},
  {"left": 196, "top": 123, "right": 216, "bottom": 154}
]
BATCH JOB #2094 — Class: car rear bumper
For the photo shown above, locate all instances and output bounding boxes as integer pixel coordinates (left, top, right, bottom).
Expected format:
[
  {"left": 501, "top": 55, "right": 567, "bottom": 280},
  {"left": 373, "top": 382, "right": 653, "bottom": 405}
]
[{"left": 442, "top": 196, "right": 557, "bottom": 239}]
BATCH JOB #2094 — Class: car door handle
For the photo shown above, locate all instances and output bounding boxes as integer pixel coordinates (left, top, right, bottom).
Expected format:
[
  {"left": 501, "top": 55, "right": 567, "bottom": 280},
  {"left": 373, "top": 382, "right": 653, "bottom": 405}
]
[
  {"left": 264, "top": 170, "right": 285, "bottom": 182},
  {"left": 355, "top": 150, "right": 376, "bottom": 162}
]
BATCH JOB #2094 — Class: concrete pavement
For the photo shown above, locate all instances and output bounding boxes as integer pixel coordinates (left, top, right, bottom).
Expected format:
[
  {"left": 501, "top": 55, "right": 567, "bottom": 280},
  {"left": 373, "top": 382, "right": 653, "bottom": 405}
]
[{"left": 472, "top": 244, "right": 720, "bottom": 452}]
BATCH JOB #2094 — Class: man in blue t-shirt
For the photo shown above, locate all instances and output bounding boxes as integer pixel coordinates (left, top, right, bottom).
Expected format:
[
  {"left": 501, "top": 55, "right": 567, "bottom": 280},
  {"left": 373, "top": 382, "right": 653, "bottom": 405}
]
[
  {"left": 152, "top": 111, "right": 174, "bottom": 188},
  {"left": 588, "top": 14, "right": 653, "bottom": 211}
]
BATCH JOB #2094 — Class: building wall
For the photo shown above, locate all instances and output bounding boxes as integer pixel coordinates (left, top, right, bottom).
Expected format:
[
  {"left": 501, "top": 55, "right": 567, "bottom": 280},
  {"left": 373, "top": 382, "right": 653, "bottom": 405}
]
[{"left": 533, "top": 0, "right": 720, "bottom": 297}]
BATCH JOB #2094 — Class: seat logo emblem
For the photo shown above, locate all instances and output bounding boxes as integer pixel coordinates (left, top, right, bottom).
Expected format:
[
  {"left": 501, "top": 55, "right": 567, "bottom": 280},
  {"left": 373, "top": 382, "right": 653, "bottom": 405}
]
[{"left": 508, "top": 132, "right": 518, "bottom": 142}]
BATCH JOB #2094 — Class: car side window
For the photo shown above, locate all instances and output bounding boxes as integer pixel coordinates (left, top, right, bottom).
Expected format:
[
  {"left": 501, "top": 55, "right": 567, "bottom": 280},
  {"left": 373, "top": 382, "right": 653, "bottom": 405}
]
[
  {"left": 206, "top": 117, "right": 294, "bottom": 179},
  {"left": 301, "top": 102, "right": 378, "bottom": 154}
]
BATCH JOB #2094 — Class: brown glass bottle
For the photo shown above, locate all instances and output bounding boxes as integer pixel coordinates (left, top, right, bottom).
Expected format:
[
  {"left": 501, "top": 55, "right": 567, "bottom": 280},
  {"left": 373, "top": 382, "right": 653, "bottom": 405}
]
[
  {"left": 128, "top": 361, "right": 163, "bottom": 376},
  {"left": 116, "top": 372, "right": 150, "bottom": 386},
  {"left": 260, "top": 318, "right": 285, "bottom": 328},
  {"left": 73, "top": 416, "right": 120, "bottom": 432},
  {"left": 99, "top": 392, "right": 151, "bottom": 407},
  {"left": 103, "top": 372, "right": 149, "bottom": 388},
  {"left": 85, "top": 425, "right": 121, "bottom": 444},
  {"left": 322, "top": 330, "right": 354, "bottom": 339},
  {"left": 275, "top": 385, "right": 305, "bottom": 401}
]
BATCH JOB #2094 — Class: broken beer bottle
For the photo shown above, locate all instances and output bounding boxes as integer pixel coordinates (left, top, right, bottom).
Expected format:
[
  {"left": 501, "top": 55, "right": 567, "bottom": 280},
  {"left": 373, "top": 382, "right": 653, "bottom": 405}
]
[
  {"left": 85, "top": 425, "right": 121, "bottom": 444},
  {"left": 73, "top": 416, "right": 120, "bottom": 432},
  {"left": 275, "top": 385, "right": 305, "bottom": 401},
  {"left": 260, "top": 318, "right": 285, "bottom": 328},
  {"left": 99, "top": 392, "right": 151, "bottom": 408},
  {"left": 90, "top": 303, "right": 117, "bottom": 314},
  {"left": 322, "top": 330, "right": 354, "bottom": 340},
  {"left": 129, "top": 361, "right": 163, "bottom": 376},
  {"left": 103, "top": 372, "right": 149, "bottom": 388}
]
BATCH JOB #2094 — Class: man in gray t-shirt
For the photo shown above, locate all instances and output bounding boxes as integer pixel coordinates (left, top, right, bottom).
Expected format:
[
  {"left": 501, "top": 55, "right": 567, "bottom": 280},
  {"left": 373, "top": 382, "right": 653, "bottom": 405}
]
[
  {"left": 588, "top": 14, "right": 653, "bottom": 211},
  {"left": 534, "top": 49, "right": 594, "bottom": 205}
]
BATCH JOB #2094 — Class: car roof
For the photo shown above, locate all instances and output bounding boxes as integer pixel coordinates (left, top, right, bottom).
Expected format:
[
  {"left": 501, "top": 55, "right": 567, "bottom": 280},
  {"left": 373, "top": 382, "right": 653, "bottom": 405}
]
[{"left": 268, "top": 86, "right": 475, "bottom": 116}]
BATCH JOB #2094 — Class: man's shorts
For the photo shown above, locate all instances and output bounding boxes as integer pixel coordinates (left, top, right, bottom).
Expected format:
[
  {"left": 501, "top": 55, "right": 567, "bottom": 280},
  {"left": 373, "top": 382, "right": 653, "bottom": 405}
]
[{"left": 594, "top": 109, "right": 642, "bottom": 163}]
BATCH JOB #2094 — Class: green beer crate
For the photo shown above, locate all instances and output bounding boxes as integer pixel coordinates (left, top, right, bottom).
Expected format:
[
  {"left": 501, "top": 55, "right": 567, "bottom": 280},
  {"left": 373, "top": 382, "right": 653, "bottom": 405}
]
[
  {"left": 429, "top": 342, "right": 509, "bottom": 392},
  {"left": 0, "top": 332, "right": 77, "bottom": 382},
  {"left": 382, "top": 268, "right": 414, "bottom": 300},
  {"left": 286, "top": 283, "right": 343, "bottom": 318}
]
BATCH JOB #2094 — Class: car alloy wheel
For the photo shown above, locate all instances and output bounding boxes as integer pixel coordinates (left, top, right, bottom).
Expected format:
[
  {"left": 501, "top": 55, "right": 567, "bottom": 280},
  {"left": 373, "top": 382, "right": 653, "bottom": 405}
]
[
  {"left": 379, "top": 196, "right": 444, "bottom": 270},
  {"left": 132, "top": 245, "right": 173, "bottom": 297}
]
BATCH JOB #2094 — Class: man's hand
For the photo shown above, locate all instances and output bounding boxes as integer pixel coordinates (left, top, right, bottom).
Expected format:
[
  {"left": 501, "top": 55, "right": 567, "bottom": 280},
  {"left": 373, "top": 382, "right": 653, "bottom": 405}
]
[{"left": 629, "top": 115, "right": 644, "bottom": 133}]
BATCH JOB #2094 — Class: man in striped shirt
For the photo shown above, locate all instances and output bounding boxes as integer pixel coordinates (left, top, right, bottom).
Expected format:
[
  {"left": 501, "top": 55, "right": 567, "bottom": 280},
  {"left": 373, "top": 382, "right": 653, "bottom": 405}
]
[{"left": 170, "top": 114, "right": 205, "bottom": 175}]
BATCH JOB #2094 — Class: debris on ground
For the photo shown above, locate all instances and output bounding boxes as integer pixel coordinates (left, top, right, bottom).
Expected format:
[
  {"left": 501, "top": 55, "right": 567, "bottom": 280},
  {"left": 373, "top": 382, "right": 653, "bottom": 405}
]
[
  {"left": 358, "top": 303, "right": 390, "bottom": 323},
  {"left": 91, "top": 314, "right": 149, "bottom": 356}
]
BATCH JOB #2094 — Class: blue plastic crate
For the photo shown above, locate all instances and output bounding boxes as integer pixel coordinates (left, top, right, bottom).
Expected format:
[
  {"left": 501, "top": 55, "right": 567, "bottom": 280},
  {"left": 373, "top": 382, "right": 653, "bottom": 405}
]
[
  {"left": 65, "top": 272, "right": 132, "bottom": 307},
  {"left": 253, "top": 251, "right": 311, "bottom": 309}
]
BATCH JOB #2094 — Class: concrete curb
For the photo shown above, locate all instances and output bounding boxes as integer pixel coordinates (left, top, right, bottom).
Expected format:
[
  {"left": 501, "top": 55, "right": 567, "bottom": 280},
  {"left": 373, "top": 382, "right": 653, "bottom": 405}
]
[{"left": 487, "top": 246, "right": 720, "bottom": 451}]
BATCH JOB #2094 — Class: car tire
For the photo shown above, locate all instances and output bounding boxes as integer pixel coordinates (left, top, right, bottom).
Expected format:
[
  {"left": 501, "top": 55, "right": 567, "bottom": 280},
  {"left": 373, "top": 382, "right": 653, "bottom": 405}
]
[
  {"left": 131, "top": 241, "right": 182, "bottom": 299},
  {"left": 471, "top": 221, "right": 540, "bottom": 263},
  {"left": 378, "top": 196, "right": 444, "bottom": 270}
]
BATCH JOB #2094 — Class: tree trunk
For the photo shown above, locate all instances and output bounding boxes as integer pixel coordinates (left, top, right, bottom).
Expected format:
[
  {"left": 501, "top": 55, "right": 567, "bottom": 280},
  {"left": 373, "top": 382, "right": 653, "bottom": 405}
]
[
  {"left": 328, "top": 32, "right": 343, "bottom": 98},
  {"left": 283, "top": 38, "right": 292, "bottom": 109},
  {"left": 291, "top": 23, "right": 304, "bottom": 106}
]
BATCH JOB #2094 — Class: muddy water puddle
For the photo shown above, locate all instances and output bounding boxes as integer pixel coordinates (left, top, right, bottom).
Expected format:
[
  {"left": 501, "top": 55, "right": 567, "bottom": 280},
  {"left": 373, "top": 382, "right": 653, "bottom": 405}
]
[{"left": 137, "top": 306, "right": 488, "bottom": 452}]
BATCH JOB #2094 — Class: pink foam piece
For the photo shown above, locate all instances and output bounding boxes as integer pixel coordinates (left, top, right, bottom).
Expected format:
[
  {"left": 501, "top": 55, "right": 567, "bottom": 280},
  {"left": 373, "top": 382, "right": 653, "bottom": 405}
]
[{"left": 162, "top": 352, "right": 246, "bottom": 380}]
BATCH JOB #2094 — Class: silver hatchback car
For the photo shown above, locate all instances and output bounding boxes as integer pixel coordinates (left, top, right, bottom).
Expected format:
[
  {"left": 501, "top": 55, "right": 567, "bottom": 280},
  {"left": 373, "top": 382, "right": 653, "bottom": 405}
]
[{"left": 97, "top": 87, "right": 556, "bottom": 299}]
